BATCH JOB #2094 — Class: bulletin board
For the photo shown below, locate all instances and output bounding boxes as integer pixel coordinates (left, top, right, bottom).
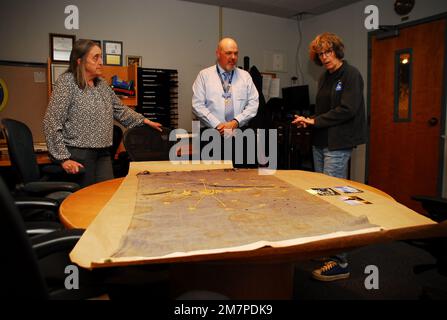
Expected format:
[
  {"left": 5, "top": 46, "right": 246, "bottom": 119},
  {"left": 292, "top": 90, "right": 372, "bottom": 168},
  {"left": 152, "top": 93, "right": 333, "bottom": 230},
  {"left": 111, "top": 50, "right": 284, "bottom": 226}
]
[{"left": 0, "top": 62, "right": 48, "bottom": 142}]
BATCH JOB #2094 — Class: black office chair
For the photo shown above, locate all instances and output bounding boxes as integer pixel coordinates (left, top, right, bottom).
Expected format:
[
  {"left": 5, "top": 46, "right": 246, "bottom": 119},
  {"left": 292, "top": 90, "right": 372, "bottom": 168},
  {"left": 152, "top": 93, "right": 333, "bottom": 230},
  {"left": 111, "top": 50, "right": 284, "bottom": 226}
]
[
  {"left": 412, "top": 196, "right": 447, "bottom": 224},
  {"left": 110, "top": 125, "right": 129, "bottom": 177},
  {"left": 123, "top": 125, "right": 173, "bottom": 161},
  {"left": 404, "top": 195, "right": 447, "bottom": 299},
  {"left": 409, "top": 195, "right": 447, "bottom": 275},
  {"left": 110, "top": 125, "right": 123, "bottom": 159},
  {"left": 1, "top": 118, "right": 79, "bottom": 201},
  {"left": 15, "top": 196, "right": 64, "bottom": 236},
  {"left": 0, "top": 176, "right": 106, "bottom": 299}
]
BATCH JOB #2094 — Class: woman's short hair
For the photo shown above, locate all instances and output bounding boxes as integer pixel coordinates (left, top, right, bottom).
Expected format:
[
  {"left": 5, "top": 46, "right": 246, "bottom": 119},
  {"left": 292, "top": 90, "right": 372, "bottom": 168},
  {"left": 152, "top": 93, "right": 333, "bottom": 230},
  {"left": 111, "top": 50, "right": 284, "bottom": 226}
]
[
  {"left": 309, "top": 32, "right": 345, "bottom": 66},
  {"left": 67, "top": 39, "right": 101, "bottom": 89}
]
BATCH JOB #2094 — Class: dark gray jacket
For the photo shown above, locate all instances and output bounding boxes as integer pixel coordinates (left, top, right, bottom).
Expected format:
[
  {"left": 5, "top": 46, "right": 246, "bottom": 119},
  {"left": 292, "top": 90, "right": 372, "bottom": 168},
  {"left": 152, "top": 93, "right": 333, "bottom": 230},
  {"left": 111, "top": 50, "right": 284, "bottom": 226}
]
[{"left": 314, "top": 61, "right": 367, "bottom": 150}]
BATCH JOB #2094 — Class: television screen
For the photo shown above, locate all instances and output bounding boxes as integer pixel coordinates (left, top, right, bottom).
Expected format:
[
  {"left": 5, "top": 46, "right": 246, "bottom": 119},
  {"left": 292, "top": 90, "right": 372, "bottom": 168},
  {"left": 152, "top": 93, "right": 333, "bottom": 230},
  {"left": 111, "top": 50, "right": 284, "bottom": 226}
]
[{"left": 282, "top": 85, "right": 310, "bottom": 114}]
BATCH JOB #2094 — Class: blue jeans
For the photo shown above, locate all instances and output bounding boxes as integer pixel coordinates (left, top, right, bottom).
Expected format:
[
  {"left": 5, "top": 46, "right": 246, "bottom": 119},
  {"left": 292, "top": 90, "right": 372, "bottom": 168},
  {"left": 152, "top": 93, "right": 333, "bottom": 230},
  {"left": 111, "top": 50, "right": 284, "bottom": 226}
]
[
  {"left": 312, "top": 146, "right": 353, "bottom": 264},
  {"left": 312, "top": 147, "right": 352, "bottom": 179}
]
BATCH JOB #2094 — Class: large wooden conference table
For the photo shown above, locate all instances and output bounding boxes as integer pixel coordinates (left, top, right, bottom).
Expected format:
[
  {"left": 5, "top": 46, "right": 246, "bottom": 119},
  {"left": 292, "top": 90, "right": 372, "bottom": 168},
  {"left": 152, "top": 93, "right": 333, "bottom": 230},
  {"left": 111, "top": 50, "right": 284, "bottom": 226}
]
[{"left": 61, "top": 163, "right": 445, "bottom": 299}]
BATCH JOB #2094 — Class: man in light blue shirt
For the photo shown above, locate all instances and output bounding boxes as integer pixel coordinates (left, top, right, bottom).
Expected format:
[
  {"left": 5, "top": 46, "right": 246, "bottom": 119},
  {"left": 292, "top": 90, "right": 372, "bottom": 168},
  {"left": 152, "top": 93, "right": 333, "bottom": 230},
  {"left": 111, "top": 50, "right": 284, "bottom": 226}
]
[{"left": 192, "top": 38, "right": 259, "bottom": 134}]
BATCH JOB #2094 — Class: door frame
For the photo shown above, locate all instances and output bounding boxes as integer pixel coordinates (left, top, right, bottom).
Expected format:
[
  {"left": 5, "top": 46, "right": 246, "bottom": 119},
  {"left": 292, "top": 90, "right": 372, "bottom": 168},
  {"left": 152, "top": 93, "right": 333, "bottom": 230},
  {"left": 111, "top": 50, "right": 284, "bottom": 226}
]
[{"left": 365, "top": 12, "right": 447, "bottom": 196}]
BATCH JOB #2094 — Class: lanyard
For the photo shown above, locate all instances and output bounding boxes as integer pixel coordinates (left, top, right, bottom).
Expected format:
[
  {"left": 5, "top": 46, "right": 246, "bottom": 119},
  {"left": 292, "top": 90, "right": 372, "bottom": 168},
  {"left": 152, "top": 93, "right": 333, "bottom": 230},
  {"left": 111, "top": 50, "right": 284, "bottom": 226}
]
[{"left": 216, "top": 65, "right": 234, "bottom": 98}]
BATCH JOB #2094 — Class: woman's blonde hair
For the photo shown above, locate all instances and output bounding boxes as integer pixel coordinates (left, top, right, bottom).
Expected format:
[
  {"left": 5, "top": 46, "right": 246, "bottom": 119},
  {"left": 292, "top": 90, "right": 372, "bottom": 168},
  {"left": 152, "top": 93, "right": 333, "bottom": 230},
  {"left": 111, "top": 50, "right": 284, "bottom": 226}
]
[{"left": 309, "top": 32, "right": 345, "bottom": 66}]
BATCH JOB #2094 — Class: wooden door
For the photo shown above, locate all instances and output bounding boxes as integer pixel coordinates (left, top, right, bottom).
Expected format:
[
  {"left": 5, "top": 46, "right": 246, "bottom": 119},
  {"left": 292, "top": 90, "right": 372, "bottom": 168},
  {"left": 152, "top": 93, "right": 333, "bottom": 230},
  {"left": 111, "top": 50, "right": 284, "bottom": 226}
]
[{"left": 368, "top": 18, "right": 446, "bottom": 214}]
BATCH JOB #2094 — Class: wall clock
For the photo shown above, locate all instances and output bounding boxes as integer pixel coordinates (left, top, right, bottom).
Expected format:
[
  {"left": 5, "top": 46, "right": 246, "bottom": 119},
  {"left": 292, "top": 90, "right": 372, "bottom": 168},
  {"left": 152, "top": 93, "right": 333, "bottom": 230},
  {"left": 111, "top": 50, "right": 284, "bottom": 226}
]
[
  {"left": 0, "top": 78, "right": 8, "bottom": 112},
  {"left": 394, "top": 0, "right": 415, "bottom": 16}
]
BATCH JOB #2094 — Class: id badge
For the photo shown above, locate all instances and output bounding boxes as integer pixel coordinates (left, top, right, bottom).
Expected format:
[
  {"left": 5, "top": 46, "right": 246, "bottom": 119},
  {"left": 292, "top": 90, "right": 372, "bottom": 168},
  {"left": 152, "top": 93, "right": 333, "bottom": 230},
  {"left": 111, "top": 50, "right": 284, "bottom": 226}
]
[{"left": 223, "top": 92, "right": 232, "bottom": 105}]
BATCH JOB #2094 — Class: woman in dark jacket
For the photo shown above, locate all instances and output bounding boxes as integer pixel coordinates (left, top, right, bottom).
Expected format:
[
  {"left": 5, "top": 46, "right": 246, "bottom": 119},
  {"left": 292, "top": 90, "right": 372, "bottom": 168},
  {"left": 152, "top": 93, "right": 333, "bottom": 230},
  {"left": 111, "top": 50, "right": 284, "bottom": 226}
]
[{"left": 292, "top": 32, "right": 367, "bottom": 282}]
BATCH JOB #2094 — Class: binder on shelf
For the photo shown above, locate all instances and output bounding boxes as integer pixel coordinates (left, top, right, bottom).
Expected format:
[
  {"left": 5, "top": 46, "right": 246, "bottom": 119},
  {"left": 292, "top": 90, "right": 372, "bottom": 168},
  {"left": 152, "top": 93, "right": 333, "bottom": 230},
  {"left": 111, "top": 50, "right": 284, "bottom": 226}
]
[{"left": 112, "top": 87, "right": 135, "bottom": 96}]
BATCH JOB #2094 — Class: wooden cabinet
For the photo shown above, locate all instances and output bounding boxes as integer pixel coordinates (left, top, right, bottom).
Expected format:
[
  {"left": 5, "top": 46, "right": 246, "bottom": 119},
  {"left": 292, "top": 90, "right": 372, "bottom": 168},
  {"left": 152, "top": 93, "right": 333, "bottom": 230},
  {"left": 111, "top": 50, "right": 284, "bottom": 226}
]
[
  {"left": 274, "top": 120, "right": 313, "bottom": 170},
  {"left": 47, "top": 59, "right": 138, "bottom": 107},
  {"left": 101, "top": 64, "right": 138, "bottom": 107}
]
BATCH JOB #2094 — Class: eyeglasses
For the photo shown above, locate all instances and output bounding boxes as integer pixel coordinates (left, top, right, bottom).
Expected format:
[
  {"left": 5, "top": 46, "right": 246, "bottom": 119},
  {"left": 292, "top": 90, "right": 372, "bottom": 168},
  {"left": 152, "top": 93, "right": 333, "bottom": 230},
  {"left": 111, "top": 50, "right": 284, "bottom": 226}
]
[{"left": 318, "top": 49, "right": 333, "bottom": 58}]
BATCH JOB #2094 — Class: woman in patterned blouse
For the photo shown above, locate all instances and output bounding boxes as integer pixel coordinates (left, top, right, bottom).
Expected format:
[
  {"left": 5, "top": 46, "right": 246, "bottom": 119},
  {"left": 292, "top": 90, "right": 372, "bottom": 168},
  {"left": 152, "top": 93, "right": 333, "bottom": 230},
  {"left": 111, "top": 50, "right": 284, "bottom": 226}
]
[{"left": 44, "top": 39, "right": 162, "bottom": 187}]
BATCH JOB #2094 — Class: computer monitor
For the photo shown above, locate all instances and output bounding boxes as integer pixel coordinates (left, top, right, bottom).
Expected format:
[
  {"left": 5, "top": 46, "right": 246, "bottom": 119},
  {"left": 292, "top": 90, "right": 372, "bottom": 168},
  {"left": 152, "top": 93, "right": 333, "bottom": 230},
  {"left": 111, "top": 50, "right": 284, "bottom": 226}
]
[{"left": 282, "top": 85, "right": 310, "bottom": 115}]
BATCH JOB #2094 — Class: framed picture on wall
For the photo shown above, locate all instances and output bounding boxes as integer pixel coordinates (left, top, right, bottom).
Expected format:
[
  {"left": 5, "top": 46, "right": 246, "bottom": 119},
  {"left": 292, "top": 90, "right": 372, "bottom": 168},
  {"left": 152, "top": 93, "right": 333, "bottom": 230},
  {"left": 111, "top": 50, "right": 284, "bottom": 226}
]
[
  {"left": 50, "top": 33, "right": 76, "bottom": 62},
  {"left": 103, "top": 40, "right": 123, "bottom": 66},
  {"left": 51, "top": 63, "right": 69, "bottom": 85},
  {"left": 126, "top": 55, "right": 142, "bottom": 67}
]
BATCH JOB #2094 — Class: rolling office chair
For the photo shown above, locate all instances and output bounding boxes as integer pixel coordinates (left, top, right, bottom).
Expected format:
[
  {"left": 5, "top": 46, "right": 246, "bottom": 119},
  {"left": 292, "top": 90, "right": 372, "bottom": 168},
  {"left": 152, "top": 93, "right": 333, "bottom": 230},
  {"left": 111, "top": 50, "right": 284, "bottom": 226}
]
[
  {"left": 123, "top": 125, "right": 173, "bottom": 161},
  {"left": 111, "top": 125, "right": 123, "bottom": 159},
  {"left": 406, "top": 195, "right": 447, "bottom": 299},
  {"left": 1, "top": 118, "right": 80, "bottom": 202},
  {"left": 0, "top": 176, "right": 106, "bottom": 299},
  {"left": 15, "top": 196, "right": 63, "bottom": 236},
  {"left": 410, "top": 195, "right": 447, "bottom": 276},
  {"left": 110, "top": 125, "right": 129, "bottom": 177}
]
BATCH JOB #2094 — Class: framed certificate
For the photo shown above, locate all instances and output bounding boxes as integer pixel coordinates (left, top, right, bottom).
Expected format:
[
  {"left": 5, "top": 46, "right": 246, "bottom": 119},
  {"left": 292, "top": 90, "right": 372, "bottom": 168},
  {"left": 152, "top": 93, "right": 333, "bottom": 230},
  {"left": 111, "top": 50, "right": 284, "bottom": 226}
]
[
  {"left": 126, "top": 55, "right": 142, "bottom": 67},
  {"left": 50, "top": 33, "right": 76, "bottom": 62},
  {"left": 103, "top": 40, "right": 123, "bottom": 66},
  {"left": 51, "top": 63, "right": 69, "bottom": 84}
]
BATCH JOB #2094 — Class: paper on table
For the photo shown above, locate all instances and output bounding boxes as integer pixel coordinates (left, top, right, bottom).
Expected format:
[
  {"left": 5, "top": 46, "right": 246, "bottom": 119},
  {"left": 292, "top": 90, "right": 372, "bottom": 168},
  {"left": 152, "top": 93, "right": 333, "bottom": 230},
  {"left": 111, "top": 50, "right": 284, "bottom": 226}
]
[{"left": 70, "top": 162, "right": 438, "bottom": 269}]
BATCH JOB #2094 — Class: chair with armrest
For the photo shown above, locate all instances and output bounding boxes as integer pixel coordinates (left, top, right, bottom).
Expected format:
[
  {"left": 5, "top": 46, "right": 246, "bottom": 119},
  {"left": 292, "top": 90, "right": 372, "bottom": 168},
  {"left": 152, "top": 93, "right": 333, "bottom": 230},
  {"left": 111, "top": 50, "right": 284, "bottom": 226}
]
[
  {"left": 15, "top": 196, "right": 63, "bottom": 234},
  {"left": 123, "top": 125, "right": 173, "bottom": 161},
  {"left": 110, "top": 125, "right": 129, "bottom": 177},
  {"left": 412, "top": 196, "right": 447, "bottom": 223},
  {"left": 409, "top": 195, "right": 447, "bottom": 299},
  {"left": 410, "top": 195, "right": 447, "bottom": 275},
  {"left": 111, "top": 125, "right": 123, "bottom": 159},
  {"left": 0, "top": 176, "right": 107, "bottom": 299},
  {"left": 1, "top": 118, "right": 80, "bottom": 202}
]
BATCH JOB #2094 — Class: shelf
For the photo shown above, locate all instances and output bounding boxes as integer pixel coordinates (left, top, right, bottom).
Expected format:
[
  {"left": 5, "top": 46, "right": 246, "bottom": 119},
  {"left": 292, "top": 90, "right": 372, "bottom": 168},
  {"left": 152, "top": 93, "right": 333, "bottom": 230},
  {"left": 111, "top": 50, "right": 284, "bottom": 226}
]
[
  {"left": 101, "top": 64, "right": 138, "bottom": 107},
  {"left": 47, "top": 58, "right": 138, "bottom": 107},
  {"left": 137, "top": 68, "right": 178, "bottom": 128}
]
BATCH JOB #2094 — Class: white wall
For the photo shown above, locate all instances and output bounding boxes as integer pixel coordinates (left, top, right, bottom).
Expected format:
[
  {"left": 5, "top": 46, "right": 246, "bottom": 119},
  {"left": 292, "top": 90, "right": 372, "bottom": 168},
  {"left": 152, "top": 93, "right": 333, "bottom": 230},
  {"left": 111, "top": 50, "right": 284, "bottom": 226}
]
[
  {"left": 223, "top": 8, "right": 298, "bottom": 88},
  {"left": 297, "top": 0, "right": 447, "bottom": 183},
  {"left": 0, "top": 0, "right": 297, "bottom": 131}
]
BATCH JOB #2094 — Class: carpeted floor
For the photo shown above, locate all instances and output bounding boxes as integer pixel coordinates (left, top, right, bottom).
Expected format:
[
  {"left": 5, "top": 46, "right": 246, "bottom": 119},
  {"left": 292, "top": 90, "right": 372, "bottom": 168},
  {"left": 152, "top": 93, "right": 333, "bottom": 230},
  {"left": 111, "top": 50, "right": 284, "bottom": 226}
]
[{"left": 293, "top": 241, "right": 447, "bottom": 300}]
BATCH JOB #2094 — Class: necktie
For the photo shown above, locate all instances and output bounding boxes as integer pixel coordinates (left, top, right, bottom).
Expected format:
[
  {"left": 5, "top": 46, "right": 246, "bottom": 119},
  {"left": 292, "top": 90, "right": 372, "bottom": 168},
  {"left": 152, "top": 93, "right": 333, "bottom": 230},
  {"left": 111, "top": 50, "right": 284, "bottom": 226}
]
[{"left": 223, "top": 72, "right": 234, "bottom": 122}]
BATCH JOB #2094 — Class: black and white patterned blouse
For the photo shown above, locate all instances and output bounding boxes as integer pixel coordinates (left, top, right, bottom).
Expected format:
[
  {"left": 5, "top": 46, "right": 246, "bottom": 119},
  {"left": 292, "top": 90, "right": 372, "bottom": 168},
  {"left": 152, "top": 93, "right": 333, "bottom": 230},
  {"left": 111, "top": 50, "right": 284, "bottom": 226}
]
[{"left": 43, "top": 72, "right": 144, "bottom": 161}]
